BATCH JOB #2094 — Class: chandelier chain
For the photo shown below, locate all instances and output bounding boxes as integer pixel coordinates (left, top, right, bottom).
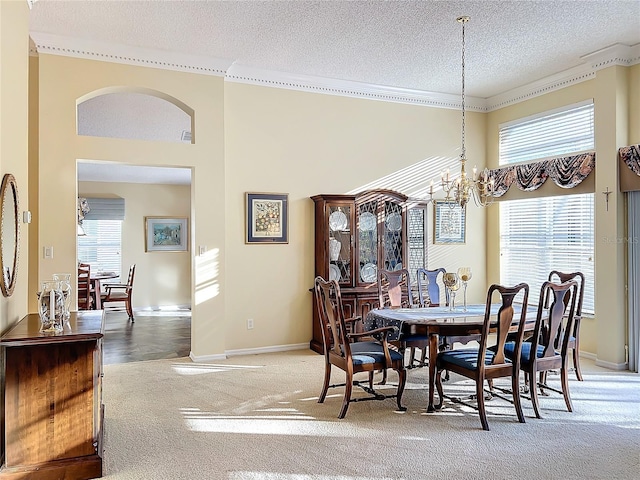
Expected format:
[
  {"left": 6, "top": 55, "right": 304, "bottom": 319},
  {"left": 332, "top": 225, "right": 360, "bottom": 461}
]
[
  {"left": 460, "top": 16, "right": 466, "bottom": 160},
  {"left": 436, "top": 15, "right": 496, "bottom": 209}
]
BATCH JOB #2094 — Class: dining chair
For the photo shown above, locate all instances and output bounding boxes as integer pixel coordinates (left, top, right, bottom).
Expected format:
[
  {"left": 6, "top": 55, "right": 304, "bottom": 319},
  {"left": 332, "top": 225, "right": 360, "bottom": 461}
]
[
  {"left": 435, "top": 282, "right": 530, "bottom": 431},
  {"left": 101, "top": 264, "right": 136, "bottom": 320},
  {"left": 547, "top": 270, "right": 585, "bottom": 381},
  {"left": 417, "top": 267, "right": 476, "bottom": 375},
  {"left": 314, "top": 275, "right": 406, "bottom": 418},
  {"left": 377, "top": 268, "right": 429, "bottom": 372},
  {"left": 416, "top": 267, "right": 447, "bottom": 307},
  {"left": 504, "top": 279, "right": 579, "bottom": 419},
  {"left": 77, "top": 263, "right": 93, "bottom": 310}
]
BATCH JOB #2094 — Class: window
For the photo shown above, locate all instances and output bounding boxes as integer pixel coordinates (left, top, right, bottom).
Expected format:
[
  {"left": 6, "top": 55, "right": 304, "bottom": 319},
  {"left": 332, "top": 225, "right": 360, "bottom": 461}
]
[
  {"left": 77, "top": 220, "right": 122, "bottom": 280},
  {"left": 499, "top": 102, "right": 594, "bottom": 313},
  {"left": 407, "top": 206, "right": 428, "bottom": 285}
]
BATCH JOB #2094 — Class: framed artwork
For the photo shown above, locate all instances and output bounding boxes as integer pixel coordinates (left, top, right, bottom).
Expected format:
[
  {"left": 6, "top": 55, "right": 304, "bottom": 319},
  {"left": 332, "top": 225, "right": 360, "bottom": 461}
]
[
  {"left": 145, "top": 217, "right": 188, "bottom": 252},
  {"left": 245, "top": 192, "right": 289, "bottom": 244},
  {"left": 433, "top": 201, "right": 466, "bottom": 244}
]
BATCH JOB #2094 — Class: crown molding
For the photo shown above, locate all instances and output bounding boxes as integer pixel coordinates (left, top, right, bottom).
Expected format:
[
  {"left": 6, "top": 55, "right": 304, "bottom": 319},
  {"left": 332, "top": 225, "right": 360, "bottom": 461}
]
[
  {"left": 485, "top": 42, "right": 640, "bottom": 111},
  {"left": 225, "top": 64, "right": 486, "bottom": 111},
  {"left": 28, "top": 32, "right": 640, "bottom": 113},
  {"left": 580, "top": 43, "right": 640, "bottom": 69},
  {"left": 29, "top": 32, "right": 230, "bottom": 76}
]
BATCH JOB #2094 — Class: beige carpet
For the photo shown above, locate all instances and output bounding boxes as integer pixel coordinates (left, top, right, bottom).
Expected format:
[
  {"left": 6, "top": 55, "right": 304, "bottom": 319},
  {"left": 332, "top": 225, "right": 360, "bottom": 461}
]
[{"left": 102, "top": 350, "right": 640, "bottom": 480}]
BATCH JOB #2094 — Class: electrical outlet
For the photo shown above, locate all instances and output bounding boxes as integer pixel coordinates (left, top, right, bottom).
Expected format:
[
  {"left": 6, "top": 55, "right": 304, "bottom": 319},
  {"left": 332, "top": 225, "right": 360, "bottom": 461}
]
[{"left": 247, "top": 318, "right": 254, "bottom": 330}]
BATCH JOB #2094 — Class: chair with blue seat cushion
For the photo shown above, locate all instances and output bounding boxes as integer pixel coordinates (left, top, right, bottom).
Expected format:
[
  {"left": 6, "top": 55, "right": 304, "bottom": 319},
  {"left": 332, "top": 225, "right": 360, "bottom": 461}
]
[
  {"left": 546, "top": 271, "right": 585, "bottom": 381},
  {"left": 417, "top": 267, "right": 478, "bottom": 377},
  {"left": 406, "top": 267, "right": 447, "bottom": 369},
  {"left": 378, "top": 268, "right": 427, "bottom": 371},
  {"left": 314, "top": 276, "right": 407, "bottom": 418},
  {"left": 435, "top": 282, "right": 530, "bottom": 431},
  {"left": 504, "top": 279, "right": 579, "bottom": 418}
]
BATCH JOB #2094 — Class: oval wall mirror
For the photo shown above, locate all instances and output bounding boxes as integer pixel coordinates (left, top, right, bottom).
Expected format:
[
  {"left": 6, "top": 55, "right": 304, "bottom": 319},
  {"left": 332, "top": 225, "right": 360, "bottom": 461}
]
[{"left": 0, "top": 174, "right": 19, "bottom": 297}]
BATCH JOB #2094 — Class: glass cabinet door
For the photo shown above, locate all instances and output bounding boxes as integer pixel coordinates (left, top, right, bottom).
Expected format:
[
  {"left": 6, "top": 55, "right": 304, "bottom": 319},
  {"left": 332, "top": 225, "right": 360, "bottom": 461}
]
[
  {"left": 357, "top": 201, "right": 378, "bottom": 284},
  {"left": 382, "top": 201, "right": 404, "bottom": 272},
  {"left": 328, "top": 205, "right": 351, "bottom": 284}
]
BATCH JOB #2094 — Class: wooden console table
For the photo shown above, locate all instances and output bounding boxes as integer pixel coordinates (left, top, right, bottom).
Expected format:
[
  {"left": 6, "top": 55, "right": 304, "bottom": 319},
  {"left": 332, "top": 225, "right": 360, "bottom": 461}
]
[{"left": 0, "top": 310, "right": 105, "bottom": 480}]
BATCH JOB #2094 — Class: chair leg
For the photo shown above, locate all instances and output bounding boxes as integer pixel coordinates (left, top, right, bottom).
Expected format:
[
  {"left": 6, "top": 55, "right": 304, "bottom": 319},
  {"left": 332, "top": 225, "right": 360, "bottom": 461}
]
[
  {"left": 318, "top": 362, "right": 331, "bottom": 403},
  {"left": 572, "top": 345, "right": 583, "bottom": 381},
  {"left": 560, "top": 366, "right": 573, "bottom": 412},
  {"left": 338, "top": 371, "right": 353, "bottom": 419},
  {"left": 511, "top": 372, "right": 526, "bottom": 424},
  {"left": 408, "top": 347, "right": 416, "bottom": 368},
  {"left": 395, "top": 367, "right": 407, "bottom": 412},
  {"left": 419, "top": 347, "right": 427, "bottom": 367},
  {"left": 378, "top": 368, "right": 388, "bottom": 385},
  {"left": 126, "top": 298, "right": 134, "bottom": 321},
  {"left": 434, "top": 368, "right": 444, "bottom": 409},
  {"left": 476, "top": 378, "right": 489, "bottom": 431},
  {"left": 530, "top": 367, "right": 542, "bottom": 419}
]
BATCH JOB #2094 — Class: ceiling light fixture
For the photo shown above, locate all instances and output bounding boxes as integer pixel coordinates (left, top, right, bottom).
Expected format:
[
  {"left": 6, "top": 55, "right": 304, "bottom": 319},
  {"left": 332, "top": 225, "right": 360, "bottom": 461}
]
[{"left": 441, "top": 16, "right": 495, "bottom": 208}]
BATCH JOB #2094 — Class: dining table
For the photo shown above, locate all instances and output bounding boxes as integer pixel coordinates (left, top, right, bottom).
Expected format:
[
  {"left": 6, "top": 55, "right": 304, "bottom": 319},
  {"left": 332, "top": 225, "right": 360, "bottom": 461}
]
[
  {"left": 90, "top": 271, "right": 119, "bottom": 309},
  {"left": 364, "top": 303, "right": 539, "bottom": 412}
]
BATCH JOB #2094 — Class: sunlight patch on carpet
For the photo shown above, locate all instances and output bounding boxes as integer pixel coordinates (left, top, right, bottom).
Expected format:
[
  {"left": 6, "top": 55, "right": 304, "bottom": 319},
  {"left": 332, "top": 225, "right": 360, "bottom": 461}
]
[
  {"left": 229, "top": 473, "right": 399, "bottom": 480},
  {"left": 171, "top": 363, "right": 264, "bottom": 375}
]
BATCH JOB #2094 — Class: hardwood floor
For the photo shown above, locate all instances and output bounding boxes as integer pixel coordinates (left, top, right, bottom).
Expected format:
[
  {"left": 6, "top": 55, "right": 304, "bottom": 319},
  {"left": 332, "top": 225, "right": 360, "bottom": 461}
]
[{"left": 102, "top": 308, "right": 191, "bottom": 365}]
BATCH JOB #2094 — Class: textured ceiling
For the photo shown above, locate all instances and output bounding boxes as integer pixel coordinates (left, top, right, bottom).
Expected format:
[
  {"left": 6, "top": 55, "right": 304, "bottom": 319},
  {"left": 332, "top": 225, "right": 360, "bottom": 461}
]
[
  {"left": 29, "top": 0, "right": 640, "bottom": 98},
  {"left": 29, "top": 0, "right": 640, "bottom": 185}
]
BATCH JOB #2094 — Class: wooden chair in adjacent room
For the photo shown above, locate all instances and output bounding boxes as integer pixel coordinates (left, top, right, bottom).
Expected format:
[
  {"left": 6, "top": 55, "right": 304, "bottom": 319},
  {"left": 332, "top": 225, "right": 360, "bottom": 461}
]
[
  {"left": 547, "top": 270, "right": 585, "bottom": 381},
  {"left": 504, "top": 279, "right": 580, "bottom": 419},
  {"left": 435, "top": 282, "right": 530, "bottom": 431},
  {"left": 314, "top": 275, "right": 406, "bottom": 418},
  {"left": 101, "top": 264, "right": 136, "bottom": 321},
  {"left": 77, "top": 263, "right": 93, "bottom": 310}
]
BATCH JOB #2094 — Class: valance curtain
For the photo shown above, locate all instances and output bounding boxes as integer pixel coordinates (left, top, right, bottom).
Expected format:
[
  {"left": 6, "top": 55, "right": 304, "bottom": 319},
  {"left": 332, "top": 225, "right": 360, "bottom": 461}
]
[
  {"left": 490, "top": 153, "right": 595, "bottom": 197},
  {"left": 77, "top": 197, "right": 90, "bottom": 224},
  {"left": 83, "top": 197, "right": 125, "bottom": 221},
  {"left": 618, "top": 144, "right": 640, "bottom": 193}
]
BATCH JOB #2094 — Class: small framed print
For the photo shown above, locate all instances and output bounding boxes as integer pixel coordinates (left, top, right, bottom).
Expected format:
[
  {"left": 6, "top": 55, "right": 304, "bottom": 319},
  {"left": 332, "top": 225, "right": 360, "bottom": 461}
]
[
  {"left": 433, "top": 201, "right": 466, "bottom": 244},
  {"left": 145, "top": 217, "right": 188, "bottom": 252},
  {"left": 245, "top": 192, "right": 289, "bottom": 244}
]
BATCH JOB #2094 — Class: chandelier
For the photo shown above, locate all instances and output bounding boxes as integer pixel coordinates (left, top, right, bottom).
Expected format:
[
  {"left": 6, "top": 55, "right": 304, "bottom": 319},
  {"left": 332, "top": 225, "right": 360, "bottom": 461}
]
[{"left": 441, "top": 16, "right": 495, "bottom": 208}]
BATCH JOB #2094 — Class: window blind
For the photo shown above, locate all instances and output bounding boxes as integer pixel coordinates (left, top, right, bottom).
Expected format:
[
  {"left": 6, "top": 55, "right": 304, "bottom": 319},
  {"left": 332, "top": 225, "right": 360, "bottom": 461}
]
[
  {"left": 499, "top": 101, "right": 595, "bottom": 313},
  {"left": 500, "top": 194, "right": 594, "bottom": 313},
  {"left": 499, "top": 101, "right": 594, "bottom": 165},
  {"left": 77, "top": 220, "right": 122, "bottom": 280}
]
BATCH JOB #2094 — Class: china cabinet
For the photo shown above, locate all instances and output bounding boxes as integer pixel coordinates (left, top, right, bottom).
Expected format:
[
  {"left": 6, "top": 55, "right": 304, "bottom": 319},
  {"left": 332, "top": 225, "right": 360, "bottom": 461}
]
[
  {"left": 0, "top": 310, "right": 104, "bottom": 479},
  {"left": 310, "top": 189, "right": 411, "bottom": 353}
]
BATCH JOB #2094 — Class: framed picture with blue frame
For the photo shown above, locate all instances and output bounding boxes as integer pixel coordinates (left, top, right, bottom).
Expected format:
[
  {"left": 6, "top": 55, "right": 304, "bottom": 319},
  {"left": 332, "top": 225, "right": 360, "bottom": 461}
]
[
  {"left": 245, "top": 192, "right": 289, "bottom": 244},
  {"left": 145, "top": 217, "right": 188, "bottom": 252}
]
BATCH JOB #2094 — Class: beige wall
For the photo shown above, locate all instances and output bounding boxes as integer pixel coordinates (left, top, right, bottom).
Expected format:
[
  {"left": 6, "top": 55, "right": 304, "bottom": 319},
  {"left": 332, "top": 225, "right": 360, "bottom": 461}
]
[
  {"left": 223, "top": 82, "right": 488, "bottom": 351},
  {"left": 486, "top": 67, "right": 635, "bottom": 368},
  {"left": 35, "top": 54, "right": 225, "bottom": 358},
  {"left": 35, "top": 54, "right": 486, "bottom": 358},
  {"left": 8, "top": 6, "right": 636, "bottom": 364},
  {"left": 0, "top": 0, "right": 29, "bottom": 331},
  {"left": 78, "top": 181, "right": 191, "bottom": 309},
  {"left": 630, "top": 64, "right": 640, "bottom": 145}
]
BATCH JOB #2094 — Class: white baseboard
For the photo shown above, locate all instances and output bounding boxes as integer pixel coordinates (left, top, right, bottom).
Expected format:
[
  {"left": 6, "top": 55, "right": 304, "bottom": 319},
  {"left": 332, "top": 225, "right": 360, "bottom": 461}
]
[
  {"left": 189, "top": 351, "right": 227, "bottom": 363},
  {"left": 580, "top": 350, "right": 628, "bottom": 370},
  {"left": 189, "top": 343, "right": 309, "bottom": 363},
  {"left": 594, "top": 358, "right": 629, "bottom": 371}
]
